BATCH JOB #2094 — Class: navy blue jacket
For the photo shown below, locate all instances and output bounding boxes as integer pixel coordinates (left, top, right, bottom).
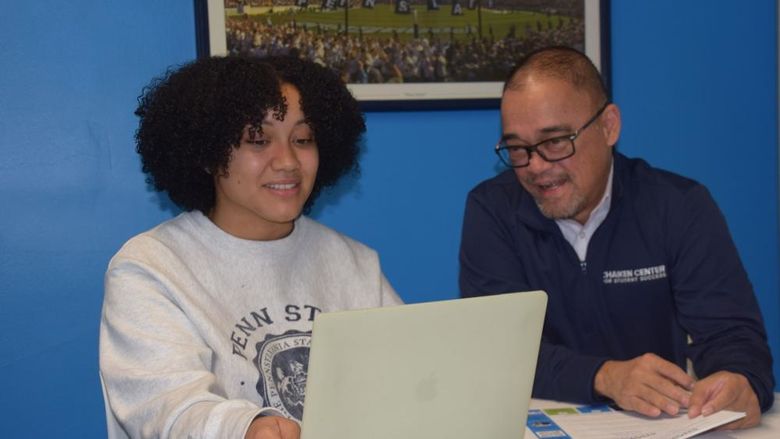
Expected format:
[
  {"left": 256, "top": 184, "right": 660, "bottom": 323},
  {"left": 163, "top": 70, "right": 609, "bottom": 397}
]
[{"left": 459, "top": 152, "right": 774, "bottom": 411}]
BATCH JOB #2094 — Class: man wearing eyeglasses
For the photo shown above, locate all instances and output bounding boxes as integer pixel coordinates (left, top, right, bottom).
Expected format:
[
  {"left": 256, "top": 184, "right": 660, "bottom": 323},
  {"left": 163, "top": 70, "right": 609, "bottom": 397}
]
[{"left": 459, "top": 46, "right": 773, "bottom": 429}]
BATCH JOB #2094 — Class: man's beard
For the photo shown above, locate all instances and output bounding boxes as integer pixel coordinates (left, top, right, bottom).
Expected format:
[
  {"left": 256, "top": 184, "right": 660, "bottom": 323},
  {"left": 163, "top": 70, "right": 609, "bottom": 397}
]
[
  {"left": 522, "top": 171, "right": 586, "bottom": 220},
  {"left": 535, "top": 191, "right": 586, "bottom": 220}
]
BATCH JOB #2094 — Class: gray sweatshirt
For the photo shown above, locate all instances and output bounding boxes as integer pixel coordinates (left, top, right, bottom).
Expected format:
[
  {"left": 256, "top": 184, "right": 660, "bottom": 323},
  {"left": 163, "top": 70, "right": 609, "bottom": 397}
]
[{"left": 100, "top": 211, "right": 401, "bottom": 438}]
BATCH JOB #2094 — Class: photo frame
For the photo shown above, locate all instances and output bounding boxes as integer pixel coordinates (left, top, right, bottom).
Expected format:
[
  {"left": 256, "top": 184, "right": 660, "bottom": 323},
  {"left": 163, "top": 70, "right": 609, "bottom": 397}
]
[{"left": 194, "top": 1, "right": 610, "bottom": 110}]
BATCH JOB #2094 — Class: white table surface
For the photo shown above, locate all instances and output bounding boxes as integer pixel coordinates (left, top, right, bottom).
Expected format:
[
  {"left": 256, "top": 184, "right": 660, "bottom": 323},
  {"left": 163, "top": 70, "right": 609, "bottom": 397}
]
[{"left": 525, "top": 393, "right": 780, "bottom": 438}]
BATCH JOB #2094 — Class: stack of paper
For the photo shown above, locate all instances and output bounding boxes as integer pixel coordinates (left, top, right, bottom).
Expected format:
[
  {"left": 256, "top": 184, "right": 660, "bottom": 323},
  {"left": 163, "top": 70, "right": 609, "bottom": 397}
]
[{"left": 525, "top": 404, "right": 744, "bottom": 439}]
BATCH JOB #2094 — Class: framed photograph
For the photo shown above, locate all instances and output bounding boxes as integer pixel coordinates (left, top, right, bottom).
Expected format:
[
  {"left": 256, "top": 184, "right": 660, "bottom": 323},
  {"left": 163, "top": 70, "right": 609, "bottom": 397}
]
[{"left": 194, "top": 0, "right": 610, "bottom": 110}]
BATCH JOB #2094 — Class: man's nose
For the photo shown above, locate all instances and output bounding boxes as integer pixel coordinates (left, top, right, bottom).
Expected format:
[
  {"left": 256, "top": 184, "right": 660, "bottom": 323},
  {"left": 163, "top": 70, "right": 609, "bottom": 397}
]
[{"left": 525, "top": 150, "right": 553, "bottom": 174}]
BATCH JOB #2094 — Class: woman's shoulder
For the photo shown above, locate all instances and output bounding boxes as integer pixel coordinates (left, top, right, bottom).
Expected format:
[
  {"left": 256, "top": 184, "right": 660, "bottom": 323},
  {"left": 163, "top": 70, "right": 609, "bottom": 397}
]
[{"left": 110, "top": 212, "right": 204, "bottom": 262}]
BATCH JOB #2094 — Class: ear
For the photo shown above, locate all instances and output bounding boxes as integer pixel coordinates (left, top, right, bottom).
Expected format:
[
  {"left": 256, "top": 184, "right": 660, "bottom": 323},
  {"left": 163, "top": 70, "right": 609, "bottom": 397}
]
[{"left": 600, "top": 103, "right": 622, "bottom": 147}]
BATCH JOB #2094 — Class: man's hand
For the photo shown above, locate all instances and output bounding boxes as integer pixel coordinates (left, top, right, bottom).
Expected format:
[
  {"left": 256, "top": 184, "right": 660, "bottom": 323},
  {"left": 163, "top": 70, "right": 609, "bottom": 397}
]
[
  {"left": 245, "top": 415, "right": 301, "bottom": 439},
  {"left": 687, "top": 371, "right": 760, "bottom": 430},
  {"left": 594, "top": 353, "right": 695, "bottom": 417}
]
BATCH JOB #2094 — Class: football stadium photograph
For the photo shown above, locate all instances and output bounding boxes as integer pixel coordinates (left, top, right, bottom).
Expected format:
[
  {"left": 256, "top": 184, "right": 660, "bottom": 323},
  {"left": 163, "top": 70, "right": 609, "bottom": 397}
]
[{"left": 222, "top": 0, "right": 585, "bottom": 84}]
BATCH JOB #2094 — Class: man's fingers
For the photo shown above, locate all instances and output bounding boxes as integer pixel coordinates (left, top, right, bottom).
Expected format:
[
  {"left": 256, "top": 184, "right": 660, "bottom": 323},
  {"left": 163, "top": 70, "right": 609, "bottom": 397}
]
[
  {"left": 635, "top": 354, "right": 691, "bottom": 410},
  {"left": 650, "top": 355, "right": 695, "bottom": 390},
  {"left": 596, "top": 354, "right": 695, "bottom": 417},
  {"left": 600, "top": 362, "right": 762, "bottom": 431},
  {"left": 687, "top": 372, "right": 761, "bottom": 429},
  {"left": 635, "top": 382, "right": 686, "bottom": 416},
  {"left": 625, "top": 395, "right": 663, "bottom": 418},
  {"left": 688, "top": 376, "right": 728, "bottom": 418},
  {"left": 645, "top": 373, "right": 691, "bottom": 410},
  {"left": 701, "top": 383, "right": 733, "bottom": 416}
]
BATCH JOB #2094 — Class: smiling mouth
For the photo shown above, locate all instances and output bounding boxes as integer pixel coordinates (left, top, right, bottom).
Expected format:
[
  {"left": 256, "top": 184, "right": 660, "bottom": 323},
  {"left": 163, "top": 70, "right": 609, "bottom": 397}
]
[
  {"left": 539, "top": 181, "right": 562, "bottom": 190},
  {"left": 265, "top": 183, "right": 299, "bottom": 190},
  {"left": 533, "top": 177, "right": 569, "bottom": 194}
]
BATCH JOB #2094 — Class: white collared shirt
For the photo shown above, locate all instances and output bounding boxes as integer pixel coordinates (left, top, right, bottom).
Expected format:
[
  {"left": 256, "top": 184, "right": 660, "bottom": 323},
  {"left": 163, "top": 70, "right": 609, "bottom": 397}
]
[{"left": 555, "top": 164, "right": 614, "bottom": 263}]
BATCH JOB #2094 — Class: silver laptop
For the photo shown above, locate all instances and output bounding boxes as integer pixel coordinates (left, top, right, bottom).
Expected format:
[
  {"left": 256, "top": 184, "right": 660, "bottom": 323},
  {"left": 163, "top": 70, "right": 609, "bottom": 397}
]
[{"left": 300, "top": 290, "right": 548, "bottom": 439}]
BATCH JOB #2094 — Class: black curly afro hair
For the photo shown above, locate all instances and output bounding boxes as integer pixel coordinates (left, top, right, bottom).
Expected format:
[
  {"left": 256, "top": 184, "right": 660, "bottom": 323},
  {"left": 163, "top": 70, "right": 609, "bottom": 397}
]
[{"left": 135, "top": 55, "right": 365, "bottom": 213}]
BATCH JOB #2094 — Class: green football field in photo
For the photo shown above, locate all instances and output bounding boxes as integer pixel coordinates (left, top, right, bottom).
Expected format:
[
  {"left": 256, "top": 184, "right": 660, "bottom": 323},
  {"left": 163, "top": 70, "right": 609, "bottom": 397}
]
[{"left": 228, "top": 4, "right": 574, "bottom": 42}]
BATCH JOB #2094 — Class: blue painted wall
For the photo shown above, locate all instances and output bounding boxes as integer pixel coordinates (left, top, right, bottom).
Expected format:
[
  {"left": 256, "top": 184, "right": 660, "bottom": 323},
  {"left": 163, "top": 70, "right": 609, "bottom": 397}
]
[
  {"left": 0, "top": 1, "right": 776, "bottom": 437},
  {"left": 608, "top": 0, "right": 780, "bottom": 393}
]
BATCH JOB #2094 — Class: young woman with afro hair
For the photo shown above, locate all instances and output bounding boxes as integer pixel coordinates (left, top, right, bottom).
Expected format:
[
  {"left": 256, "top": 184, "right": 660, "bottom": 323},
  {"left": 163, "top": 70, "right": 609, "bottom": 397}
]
[{"left": 99, "top": 56, "right": 402, "bottom": 439}]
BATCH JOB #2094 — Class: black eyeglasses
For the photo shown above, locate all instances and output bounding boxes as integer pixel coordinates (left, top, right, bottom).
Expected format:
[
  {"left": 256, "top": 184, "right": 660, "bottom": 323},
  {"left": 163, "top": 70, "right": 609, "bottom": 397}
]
[{"left": 495, "top": 101, "right": 610, "bottom": 168}]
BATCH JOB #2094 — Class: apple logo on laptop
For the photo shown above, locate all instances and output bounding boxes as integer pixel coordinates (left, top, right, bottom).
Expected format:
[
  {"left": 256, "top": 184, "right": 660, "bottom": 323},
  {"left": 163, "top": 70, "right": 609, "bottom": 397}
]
[{"left": 415, "top": 372, "right": 438, "bottom": 402}]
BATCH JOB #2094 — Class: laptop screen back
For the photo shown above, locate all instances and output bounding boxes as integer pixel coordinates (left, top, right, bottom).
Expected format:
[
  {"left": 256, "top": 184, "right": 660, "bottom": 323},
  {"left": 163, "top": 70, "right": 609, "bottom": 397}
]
[{"left": 300, "top": 291, "right": 547, "bottom": 439}]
